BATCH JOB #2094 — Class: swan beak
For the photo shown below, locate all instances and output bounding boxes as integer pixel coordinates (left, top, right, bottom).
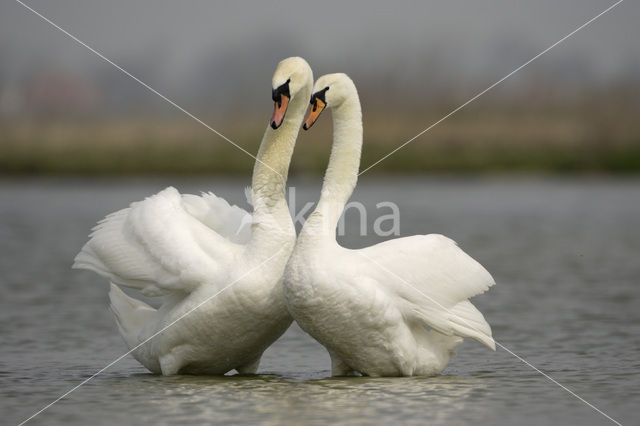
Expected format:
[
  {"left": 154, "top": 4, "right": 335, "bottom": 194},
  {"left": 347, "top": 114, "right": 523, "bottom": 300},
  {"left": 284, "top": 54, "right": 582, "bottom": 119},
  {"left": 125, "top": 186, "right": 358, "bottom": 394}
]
[
  {"left": 270, "top": 94, "right": 290, "bottom": 129},
  {"left": 303, "top": 98, "right": 326, "bottom": 130}
]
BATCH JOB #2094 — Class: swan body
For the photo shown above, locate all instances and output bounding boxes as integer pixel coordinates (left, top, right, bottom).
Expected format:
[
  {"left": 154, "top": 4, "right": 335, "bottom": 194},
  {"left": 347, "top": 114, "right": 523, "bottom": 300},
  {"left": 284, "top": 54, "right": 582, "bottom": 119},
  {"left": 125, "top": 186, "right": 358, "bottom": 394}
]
[
  {"left": 284, "top": 74, "right": 495, "bottom": 377},
  {"left": 74, "top": 57, "right": 314, "bottom": 375}
]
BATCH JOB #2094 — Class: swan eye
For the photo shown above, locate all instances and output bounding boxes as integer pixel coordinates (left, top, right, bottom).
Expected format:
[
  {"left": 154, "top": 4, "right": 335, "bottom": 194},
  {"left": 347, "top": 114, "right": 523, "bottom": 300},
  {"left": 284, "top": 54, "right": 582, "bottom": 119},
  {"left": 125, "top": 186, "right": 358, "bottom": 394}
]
[
  {"left": 272, "top": 79, "right": 291, "bottom": 105},
  {"left": 314, "top": 87, "right": 330, "bottom": 105}
]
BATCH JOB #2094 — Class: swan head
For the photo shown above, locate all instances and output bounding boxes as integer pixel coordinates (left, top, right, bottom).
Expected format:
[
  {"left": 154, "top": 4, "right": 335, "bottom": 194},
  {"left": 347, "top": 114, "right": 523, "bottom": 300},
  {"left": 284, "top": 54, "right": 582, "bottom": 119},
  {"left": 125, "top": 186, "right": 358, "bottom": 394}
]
[
  {"left": 270, "top": 57, "right": 313, "bottom": 129},
  {"left": 303, "top": 73, "right": 357, "bottom": 130}
]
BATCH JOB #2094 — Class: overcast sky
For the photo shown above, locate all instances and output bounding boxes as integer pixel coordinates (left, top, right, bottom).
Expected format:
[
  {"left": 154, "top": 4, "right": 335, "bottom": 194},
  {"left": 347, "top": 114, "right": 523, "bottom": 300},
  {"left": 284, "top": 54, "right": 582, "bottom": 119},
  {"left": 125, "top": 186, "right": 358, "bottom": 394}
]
[{"left": 1, "top": 0, "right": 638, "bottom": 114}]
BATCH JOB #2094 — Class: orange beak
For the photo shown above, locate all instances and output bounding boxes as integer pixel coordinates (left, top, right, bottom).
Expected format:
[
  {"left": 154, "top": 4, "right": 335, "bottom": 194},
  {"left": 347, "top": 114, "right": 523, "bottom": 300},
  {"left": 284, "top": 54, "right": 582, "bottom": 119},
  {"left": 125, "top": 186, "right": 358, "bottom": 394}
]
[
  {"left": 303, "top": 98, "right": 326, "bottom": 130},
  {"left": 270, "top": 94, "right": 290, "bottom": 129}
]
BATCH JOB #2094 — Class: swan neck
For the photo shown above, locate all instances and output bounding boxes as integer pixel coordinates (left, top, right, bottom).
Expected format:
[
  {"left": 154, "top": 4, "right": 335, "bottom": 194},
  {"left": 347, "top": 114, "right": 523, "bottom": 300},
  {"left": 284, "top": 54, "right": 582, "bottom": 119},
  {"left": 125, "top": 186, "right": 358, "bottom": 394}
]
[
  {"left": 314, "top": 95, "right": 363, "bottom": 236},
  {"left": 249, "top": 80, "right": 311, "bottom": 250},
  {"left": 251, "top": 82, "right": 308, "bottom": 204}
]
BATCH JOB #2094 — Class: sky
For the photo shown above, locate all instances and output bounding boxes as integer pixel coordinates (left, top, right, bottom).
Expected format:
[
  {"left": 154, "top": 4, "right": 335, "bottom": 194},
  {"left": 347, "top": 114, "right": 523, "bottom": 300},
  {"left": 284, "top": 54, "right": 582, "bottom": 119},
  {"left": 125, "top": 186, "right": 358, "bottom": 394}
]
[{"left": 0, "top": 0, "right": 638, "bottom": 115}]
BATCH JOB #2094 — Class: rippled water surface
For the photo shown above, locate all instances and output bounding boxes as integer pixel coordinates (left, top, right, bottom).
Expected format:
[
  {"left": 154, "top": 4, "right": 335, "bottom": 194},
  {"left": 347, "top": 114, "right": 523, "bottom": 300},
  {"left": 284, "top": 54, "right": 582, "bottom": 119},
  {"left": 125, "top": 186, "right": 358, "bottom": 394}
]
[{"left": 1, "top": 176, "right": 638, "bottom": 425}]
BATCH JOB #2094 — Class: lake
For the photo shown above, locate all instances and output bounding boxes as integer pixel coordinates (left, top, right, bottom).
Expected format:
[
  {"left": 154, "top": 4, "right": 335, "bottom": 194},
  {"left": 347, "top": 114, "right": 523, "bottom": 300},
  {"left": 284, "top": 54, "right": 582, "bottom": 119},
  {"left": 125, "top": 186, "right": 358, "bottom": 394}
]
[{"left": 1, "top": 176, "right": 638, "bottom": 425}]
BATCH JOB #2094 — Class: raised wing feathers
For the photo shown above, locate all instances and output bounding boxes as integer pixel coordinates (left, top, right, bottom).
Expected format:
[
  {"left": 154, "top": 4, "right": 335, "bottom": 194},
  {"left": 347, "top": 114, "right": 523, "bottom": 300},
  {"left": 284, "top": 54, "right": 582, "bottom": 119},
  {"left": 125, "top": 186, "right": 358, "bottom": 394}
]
[
  {"left": 358, "top": 234, "right": 495, "bottom": 348},
  {"left": 73, "top": 187, "right": 250, "bottom": 296}
]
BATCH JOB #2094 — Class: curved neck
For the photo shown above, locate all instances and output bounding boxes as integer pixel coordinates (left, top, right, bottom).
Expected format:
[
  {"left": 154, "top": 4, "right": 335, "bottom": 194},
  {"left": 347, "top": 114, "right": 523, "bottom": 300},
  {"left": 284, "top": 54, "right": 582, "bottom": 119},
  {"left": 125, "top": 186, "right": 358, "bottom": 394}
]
[
  {"left": 249, "top": 81, "right": 311, "bottom": 248},
  {"left": 308, "top": 94, "right": 362, "bottom": 239}
]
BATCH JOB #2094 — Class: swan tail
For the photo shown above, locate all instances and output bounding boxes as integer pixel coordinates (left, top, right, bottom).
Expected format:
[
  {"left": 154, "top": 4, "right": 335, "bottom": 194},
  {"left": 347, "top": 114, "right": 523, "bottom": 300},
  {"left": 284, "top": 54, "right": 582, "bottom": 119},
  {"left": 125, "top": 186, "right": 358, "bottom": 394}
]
[
  {"left": 108, "top": 283, "right": 158, "bottom": 350},
  {"left": 448, "top": 300, "right": 495, "bottom": 350}
]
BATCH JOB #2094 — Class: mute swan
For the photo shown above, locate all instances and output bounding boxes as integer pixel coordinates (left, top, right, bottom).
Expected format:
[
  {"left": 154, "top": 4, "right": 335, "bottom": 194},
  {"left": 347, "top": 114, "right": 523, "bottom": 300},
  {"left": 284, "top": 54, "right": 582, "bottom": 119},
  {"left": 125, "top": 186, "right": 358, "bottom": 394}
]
[
  {"left": 73, "top": 57, "right": 314, "bottom": 375},
  {"left": 284, "top": 73, "right": 495, "bottom": 377}
]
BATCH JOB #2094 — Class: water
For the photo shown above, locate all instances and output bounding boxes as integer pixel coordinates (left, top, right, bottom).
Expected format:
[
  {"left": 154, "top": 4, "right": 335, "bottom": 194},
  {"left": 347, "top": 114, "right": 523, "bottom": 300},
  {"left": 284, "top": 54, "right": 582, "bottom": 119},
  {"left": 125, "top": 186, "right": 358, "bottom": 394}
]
[{"left": 1, "top": 176, "right": 638, "bottom": 425}]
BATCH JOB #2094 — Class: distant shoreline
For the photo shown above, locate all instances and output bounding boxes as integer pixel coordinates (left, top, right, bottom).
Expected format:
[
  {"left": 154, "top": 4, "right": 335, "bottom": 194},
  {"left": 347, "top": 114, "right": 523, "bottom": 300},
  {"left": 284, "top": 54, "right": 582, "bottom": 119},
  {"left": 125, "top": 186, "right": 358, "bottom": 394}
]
[{"left": 2, "top": 111, "right": 639, "bottom": 174}]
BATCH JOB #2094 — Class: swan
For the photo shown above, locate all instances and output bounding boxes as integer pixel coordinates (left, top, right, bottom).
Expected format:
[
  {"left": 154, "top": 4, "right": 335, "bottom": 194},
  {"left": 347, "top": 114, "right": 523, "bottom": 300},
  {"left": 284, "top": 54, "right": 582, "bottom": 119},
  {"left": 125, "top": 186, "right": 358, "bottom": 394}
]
[
  {"left": 284, "top": 73, "right": 495, "bottom": 377},
  {"left": 73, "top": 57, "right": 314, "bottom": 375}
]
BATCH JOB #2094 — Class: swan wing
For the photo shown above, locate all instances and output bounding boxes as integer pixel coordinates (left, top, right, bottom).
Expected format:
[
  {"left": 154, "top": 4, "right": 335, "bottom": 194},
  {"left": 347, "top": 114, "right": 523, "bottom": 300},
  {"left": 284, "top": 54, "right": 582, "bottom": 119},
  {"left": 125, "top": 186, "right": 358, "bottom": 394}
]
[
  {"left": 180, "top": 190, "right": 252, "bottom": 244},
  {"left": 73, "top": 187, "right": 249, "bottom": 296},
  {"left": 357, "top": 234, "right": 496, "bottom": 349}
]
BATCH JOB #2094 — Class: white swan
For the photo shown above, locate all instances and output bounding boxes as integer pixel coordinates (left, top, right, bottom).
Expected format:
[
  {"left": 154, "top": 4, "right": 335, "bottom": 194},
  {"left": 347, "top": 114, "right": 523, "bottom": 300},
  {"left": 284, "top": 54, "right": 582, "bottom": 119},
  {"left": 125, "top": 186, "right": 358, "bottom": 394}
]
[
  {"left": 284, "top": 73, "right": 495, "bottom": 377},
  {"left": 73, "top": 57, "right": 314, "bottom": 375}
]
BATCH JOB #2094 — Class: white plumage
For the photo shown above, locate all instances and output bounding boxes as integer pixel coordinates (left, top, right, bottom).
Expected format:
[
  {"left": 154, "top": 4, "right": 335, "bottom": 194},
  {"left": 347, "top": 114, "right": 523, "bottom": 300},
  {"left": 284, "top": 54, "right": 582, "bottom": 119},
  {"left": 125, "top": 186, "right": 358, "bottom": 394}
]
[
  {"left": 284, "top": 74, "right": 495, "bottom": 377},
  {"left": 75, "top": 188, "right": 246, "bottom": 297},
  {"left": 359, "top": 234, "right": 495, "bottom": 349},
  {"left": 74, "top": 57, "right": 314, "bottom": 375}
]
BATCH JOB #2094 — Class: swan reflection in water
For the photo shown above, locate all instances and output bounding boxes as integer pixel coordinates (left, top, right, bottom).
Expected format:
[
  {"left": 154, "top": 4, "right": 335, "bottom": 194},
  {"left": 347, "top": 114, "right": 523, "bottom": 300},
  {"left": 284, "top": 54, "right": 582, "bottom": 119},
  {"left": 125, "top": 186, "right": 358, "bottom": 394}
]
[{"left": 93, "top": 372, "right": 488, "bottom": 425}]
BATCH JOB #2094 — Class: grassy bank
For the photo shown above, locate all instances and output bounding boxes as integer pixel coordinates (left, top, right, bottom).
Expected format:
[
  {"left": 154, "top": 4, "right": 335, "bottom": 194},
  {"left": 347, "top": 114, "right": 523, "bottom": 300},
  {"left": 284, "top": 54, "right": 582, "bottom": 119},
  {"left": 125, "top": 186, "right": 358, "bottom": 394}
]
[{"left": 1, "top": 108, "right": 639, "bottom": 175}]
